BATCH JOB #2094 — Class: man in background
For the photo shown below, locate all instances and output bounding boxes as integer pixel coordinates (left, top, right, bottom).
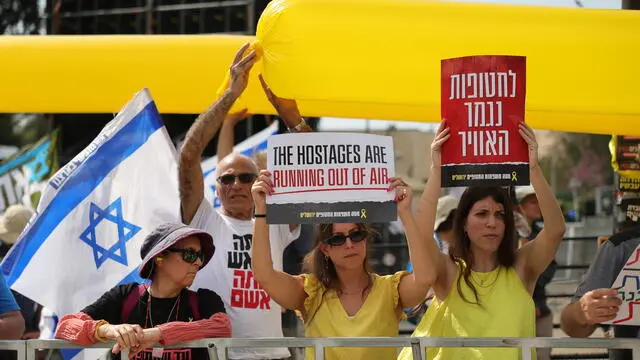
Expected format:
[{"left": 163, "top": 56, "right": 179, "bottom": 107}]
[
  {"left": 516, "top": 186, "right": 558, "bottom": 360},
  {"left": 0, "top": 205, "right": 40, "bottom": 340}
]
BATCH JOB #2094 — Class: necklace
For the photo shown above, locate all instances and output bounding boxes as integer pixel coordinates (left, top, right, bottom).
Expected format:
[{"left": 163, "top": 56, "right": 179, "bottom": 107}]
[
  {"left": 340, "top": 288, "right": 367, "bottom": 295},
  {"left": 471, "top": 267, "right": 501, "bottom": 288},
  {"left": 145, "top": 289, "right": 181, "bottom": 328}
]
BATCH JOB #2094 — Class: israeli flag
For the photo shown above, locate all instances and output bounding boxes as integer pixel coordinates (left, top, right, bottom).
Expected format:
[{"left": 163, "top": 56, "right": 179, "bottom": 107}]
[
  {"left": 202, "top": 120, "right": 278, "bottom": 208},
  {"left": 1, "top": 89, "right": 181, "bottom": 359}
]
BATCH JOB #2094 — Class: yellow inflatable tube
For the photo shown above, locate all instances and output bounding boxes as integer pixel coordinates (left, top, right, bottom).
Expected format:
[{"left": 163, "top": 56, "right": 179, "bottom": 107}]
[
  {"left": 0, "top": 0, "right": 638, "bottom": 136},
  {"left": 256, "top": 0, "right": 640, "bottom": 135}
]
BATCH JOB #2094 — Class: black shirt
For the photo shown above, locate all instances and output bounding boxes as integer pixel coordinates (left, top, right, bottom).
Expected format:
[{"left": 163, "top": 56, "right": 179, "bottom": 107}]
[{"left": 82, "top": 283, "right": 225, "bottom": 360}]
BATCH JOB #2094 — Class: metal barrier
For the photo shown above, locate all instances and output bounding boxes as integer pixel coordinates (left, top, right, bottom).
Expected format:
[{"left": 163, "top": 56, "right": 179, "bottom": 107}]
[
  {"left": 0, "top": 339, "right": 26, "bottom": 359},
  {"left": 14, "top": 337, "right": 640, "bottom": 360}
]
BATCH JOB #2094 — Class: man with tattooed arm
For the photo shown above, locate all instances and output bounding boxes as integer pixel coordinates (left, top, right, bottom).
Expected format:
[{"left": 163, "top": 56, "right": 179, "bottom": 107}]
[{"left": 179, "top": 43, "right": 308, "bottom": 360}]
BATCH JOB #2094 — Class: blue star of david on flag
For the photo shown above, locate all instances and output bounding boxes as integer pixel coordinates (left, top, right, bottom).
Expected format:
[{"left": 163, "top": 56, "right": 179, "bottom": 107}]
[{"left": 79, "top": 197, "right": 141, "bottom": 269}]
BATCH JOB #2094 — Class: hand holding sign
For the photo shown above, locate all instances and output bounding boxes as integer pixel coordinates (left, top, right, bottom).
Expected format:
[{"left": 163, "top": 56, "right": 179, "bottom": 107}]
[
  {"left": 518, "top": 122, "right": 539, "bottom": 170},
  {"left": 430, "top": 121, "right": 451, "bottom": 168},
  {"left": 252, "top": 169, "right": 273, "bottom": 213},
  {"left": 579, "top": 288, "right": 621, "bottom": 325},
  {"left": 388, "top": 177, "right": 412, "bottom": 215}
]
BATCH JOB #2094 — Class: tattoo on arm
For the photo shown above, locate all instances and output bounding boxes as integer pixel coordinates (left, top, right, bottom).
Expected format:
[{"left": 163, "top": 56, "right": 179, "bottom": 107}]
[{"left": 179, "top": 90, "right": 237, "bottom": 223}]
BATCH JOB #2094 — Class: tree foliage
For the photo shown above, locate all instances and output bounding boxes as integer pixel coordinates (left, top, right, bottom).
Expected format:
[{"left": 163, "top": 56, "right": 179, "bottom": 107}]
[{"left": 1, "top": 0, "right": 40, "bottom": 34}]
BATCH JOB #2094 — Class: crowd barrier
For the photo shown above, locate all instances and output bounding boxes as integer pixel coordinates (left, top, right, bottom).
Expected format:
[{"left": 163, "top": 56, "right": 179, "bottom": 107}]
[{"left": 0, "top": 337, "right": 637, "bottom": 360}]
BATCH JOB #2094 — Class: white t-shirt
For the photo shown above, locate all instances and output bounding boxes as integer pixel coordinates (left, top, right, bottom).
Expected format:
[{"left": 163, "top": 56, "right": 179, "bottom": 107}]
[{"left": 190, "top": 199, "right": 300, "bottom": 359}]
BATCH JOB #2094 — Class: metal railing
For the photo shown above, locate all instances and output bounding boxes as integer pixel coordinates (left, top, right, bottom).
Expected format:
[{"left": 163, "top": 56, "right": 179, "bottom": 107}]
[{"left": 1, "top": 337, "right": 637, "bottom": 360}]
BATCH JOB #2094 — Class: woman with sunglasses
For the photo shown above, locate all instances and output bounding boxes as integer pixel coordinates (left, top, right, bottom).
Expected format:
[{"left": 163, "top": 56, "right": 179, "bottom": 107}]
[
  {"left": 250, "top": 170, "right": 433, "bottom": 360},
  {"left": 55, "top": 223, "right": 231, "bottom": 359}
]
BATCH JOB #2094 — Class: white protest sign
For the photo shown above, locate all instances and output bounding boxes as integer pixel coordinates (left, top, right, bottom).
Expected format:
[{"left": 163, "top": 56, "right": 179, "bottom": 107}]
[
  {"left": 604, "top": 243, "right": 640, "bottom": 325},
  {"left": 266, "top": 132, "right": 395, "bottom": 224}
]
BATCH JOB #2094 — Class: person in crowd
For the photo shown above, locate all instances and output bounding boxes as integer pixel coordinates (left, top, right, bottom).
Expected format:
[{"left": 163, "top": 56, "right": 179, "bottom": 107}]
[
  {"left": 0, "top": 204, "right": 42, "bottom": 340},
  {"left": 0, "top": 273, "right": 25, "bottom": 339},
  {"left": 516, "top": 186, "right": 559, "bottom": 360},
  {"left": 398, "top": 121, "right": 566, "bottom": 360},
  {"left": 560, "top": 221, "right": 640, "bottom": 360},
  {"left": 250, "top": 171, "right": 433, "bottom": 360},
  {"left": 405, "top": 194, "right": 458, "bottom": 324},
  {"left": 0, "top": 272, "right": 25, "bottom": 360},
  {"left": 55, "top": 223, "right": 230, "bottom": 360},
  {"left": 180, "top": 42, "right": 308, "bottom": 360},
  {"left": 215, "top": 86, "right": 314, "bottom": 359}
]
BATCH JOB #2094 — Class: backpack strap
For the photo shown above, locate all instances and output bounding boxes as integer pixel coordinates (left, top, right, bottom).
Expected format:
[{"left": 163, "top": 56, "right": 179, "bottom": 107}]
[
  {"left": 188, "top": 290, "right": 200, "bottom": 320},
  {"left": 121, "top": 284, "right": 147, "bottom": 323}
]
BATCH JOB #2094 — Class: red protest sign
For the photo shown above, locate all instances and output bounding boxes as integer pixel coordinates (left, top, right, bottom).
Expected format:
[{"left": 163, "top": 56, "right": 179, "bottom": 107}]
[{"left": 440, "top": 55, "right": 529, "bottom": 187}]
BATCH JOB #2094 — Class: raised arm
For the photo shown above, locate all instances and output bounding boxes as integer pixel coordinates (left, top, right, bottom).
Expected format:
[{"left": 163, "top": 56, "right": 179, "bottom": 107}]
[
  {"left": 259, "top": 74, "right": 312, "bottom": 133},
  {"left": 258, "top": 73, "right": 309, "bottom": 235},
  {"left": 413, "top": 123, "right": 453, "bottom": 294},
  {"left": 516, "top": 123, "right": 566, "bottom": 283},
  {"left": 217, "top": 109, "right": 250, "bottom": 160},
  {"left": 392, "top": 178, "right": 435, "bottom": 308},
  {"left": 250, "top": 169, "right": 307, "bottom": 311},
  {"left": 180, "top": 43, "right": 257, "bottom": 223}
]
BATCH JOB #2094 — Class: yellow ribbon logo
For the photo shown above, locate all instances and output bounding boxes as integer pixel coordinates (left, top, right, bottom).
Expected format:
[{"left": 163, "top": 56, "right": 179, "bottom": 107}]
[
  {"left": 511, "top": 172, "right": 518, "bottom": 182},
  {"left": 361, "top": 209, "right": 367, "bottom": 219}
]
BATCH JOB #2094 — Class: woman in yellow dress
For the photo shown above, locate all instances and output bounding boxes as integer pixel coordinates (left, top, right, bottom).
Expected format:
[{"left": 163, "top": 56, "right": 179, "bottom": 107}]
[
  {"left": 250, "top": 173, "right": 434, "bottom": 360},
  {"left": 398, "top": 121, "right": 566, "bottom": 360}
]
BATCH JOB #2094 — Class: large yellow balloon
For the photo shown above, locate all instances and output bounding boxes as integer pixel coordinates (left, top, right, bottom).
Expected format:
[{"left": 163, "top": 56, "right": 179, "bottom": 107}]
[
  {"left": 256, "top": 0, "right": 640, "bottom": 135},
  {"left": 0, "top": 0, "right": 638, "bottom": 136}
]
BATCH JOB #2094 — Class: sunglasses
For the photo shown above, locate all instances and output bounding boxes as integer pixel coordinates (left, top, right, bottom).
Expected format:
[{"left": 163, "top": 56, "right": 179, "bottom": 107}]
[
  {"left": 323, "top": 230, "right": 368, "bottom": 246},
  {"left": 217, "top": 173, "right": 257, "bottom": 186},
  {"left": 167, "top": 247, "right": 204, "bottom": 264}
]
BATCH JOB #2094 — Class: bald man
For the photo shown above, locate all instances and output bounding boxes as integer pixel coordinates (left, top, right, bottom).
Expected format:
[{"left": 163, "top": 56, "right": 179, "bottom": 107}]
[{"left": 179, "top": 44, "right": 307, "bottom": 360}]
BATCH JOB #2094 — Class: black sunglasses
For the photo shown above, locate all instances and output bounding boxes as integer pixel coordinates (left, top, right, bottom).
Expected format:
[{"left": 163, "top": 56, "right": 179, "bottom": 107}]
[
  {"left": 217, "top": 173, "right": 257, "bottom": 185},
  {"left": 167, "top": 247, "right": 204, "bottom": 264},
  {"left": 323, "top": 230, "right": 368, "bottom": 246}
]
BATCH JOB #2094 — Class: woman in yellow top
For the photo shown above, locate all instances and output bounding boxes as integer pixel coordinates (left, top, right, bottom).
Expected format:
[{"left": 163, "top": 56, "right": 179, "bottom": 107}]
[
  {"left": 398, "top": 121, "right": 566, "bottom": 360},
  {"left": 250, "top": 173, "right": 433, "bottom": 360}
]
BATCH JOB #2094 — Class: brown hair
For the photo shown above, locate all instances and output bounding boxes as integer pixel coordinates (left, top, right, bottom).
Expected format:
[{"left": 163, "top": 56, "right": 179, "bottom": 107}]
[{"left": 448, "top": 186, "right": 516, "bottom": 305}]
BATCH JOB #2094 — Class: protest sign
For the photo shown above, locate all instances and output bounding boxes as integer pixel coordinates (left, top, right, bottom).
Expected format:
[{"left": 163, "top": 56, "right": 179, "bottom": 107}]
[
  {"left": 440, "top": 55, "right": 529, "bottom": 187},
  {"left": 604, "top": 241, "right": 640, "bottom": 326},
  {"left": 0, "top": 131, "right": 59, "bottom": 213},
  {"left": 611, "top": 135, "right": 640, "bottom": 191},
  {"left": 266, "top": 133, "right": 395, "bottom": 224}
]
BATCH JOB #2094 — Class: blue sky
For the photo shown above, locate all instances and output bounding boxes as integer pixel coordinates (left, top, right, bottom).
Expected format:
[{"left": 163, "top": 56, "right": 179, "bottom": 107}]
[{"left": 318, "top": 0, "right": 622, "bottom": 132}]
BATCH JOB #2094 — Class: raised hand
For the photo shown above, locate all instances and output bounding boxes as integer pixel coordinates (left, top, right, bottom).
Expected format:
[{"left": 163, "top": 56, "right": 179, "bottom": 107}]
[
  {"left": 225, "top": 108, "right": 251, "bottom": 126},
  {"left": 388, "top": 177, "right": 412, "bottom": 214},
  {"left": 258, "top": 74, "right": 302, "bottom": 128},
  {"left": 228, "top": 43, "right": 258, "bottom": 98},
  {"left": 430, "top": 120, "right": 451, "bottom": 168},
  {"left": 518, "top": 122, "right": 539, "bottom": 170},
  {"left": 251, "top": 169, "right": 274, "bottom": 210}
]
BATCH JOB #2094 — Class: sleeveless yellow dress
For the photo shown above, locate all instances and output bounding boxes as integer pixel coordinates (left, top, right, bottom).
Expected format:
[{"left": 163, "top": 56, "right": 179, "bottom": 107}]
[
  {"left": 301, "top": 271, "right": 408, "bottom": 360},
  {"left": 397, "top": 264, "right": 535, "bottom": 360}
]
